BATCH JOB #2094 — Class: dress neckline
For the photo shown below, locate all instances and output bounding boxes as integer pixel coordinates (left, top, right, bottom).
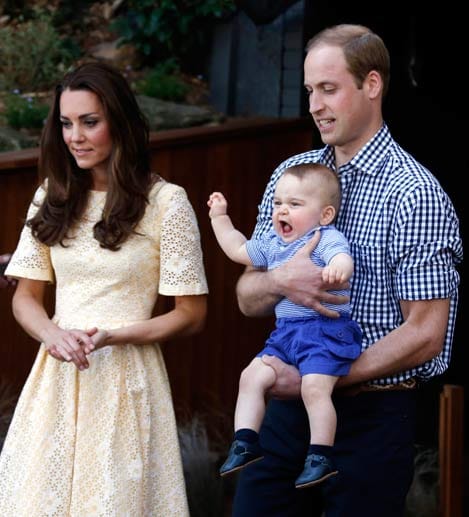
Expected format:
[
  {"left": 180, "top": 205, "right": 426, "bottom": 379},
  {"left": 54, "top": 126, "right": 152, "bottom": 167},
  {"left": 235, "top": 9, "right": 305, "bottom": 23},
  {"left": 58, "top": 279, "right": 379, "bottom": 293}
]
[{"left": 89, "top": 189, "right": 107, "bottom": 195}]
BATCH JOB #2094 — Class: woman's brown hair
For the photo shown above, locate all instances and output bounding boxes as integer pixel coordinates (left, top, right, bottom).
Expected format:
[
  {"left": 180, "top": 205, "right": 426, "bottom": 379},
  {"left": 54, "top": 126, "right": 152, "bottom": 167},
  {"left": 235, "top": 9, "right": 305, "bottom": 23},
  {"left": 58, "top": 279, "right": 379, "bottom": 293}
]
[{"left": 28, "top": 61, "right": 155, "bottom": 250}]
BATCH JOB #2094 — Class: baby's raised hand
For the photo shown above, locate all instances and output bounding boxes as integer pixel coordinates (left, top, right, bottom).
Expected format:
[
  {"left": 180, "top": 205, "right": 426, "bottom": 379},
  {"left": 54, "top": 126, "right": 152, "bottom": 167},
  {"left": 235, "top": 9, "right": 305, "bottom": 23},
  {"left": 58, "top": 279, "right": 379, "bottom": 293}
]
[{"left": 207, "top": 192, "right": 228, "bottom": 218}]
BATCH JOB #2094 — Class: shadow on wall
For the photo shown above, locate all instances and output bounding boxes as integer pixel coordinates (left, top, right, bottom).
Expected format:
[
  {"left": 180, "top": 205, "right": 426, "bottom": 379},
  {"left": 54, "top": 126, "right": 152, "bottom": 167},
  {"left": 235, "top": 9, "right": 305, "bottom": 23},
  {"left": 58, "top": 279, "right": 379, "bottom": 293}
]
[{"left": 404, "top": 446, "right": 439, "bottom": 517}]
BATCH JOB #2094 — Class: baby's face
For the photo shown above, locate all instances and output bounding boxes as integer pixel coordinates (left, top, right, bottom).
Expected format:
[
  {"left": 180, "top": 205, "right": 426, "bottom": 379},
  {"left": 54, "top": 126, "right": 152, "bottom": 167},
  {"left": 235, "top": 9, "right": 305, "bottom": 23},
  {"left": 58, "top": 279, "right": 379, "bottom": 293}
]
[{"left": 272, "top": 173, "right": 325, "bottom": 242}]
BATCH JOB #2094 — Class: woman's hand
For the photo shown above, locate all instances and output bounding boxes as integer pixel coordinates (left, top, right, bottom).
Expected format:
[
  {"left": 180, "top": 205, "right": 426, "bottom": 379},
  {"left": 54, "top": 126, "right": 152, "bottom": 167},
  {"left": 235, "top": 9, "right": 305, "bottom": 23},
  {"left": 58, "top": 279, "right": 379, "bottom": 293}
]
[
  {"left": 86, "top": 328, "right": 109, "bottom": 353},
  {"left": 0, "top": 254, "right": 16, "bottom": 289},
  {"left": 44, "top": 327, "right": 95, "bottom": 370}
]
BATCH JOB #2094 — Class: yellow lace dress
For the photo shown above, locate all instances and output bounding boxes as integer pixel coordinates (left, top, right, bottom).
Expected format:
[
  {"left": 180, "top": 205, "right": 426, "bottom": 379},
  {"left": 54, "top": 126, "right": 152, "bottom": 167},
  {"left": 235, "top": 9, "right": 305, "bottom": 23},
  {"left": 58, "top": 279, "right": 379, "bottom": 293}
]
[{"left": 0, "top": 179, "right": 208, "bottom": 516}]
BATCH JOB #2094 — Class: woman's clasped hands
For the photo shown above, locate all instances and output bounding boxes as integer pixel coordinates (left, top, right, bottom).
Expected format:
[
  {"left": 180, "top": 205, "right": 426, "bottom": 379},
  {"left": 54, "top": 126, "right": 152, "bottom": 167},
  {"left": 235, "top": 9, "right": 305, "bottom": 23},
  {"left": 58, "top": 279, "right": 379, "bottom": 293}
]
[{"left": 44, "top": 326, "right": 109, "bottom": 370}]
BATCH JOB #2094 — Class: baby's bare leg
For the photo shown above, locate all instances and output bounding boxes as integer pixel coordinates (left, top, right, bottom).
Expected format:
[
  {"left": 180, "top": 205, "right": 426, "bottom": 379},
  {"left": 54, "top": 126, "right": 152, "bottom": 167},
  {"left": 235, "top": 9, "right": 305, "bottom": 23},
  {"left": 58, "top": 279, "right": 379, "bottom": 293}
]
[
  {"left": 301, "top": 373, "right": 338, "bottom": 445},
  {"left": 234, "top": 357, "right": 276, "bottom": 432}
]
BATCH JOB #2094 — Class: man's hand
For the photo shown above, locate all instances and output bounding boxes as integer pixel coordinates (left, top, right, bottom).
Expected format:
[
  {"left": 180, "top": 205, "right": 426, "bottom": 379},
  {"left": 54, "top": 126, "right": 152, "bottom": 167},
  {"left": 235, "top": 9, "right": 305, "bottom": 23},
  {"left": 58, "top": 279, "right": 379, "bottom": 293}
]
[
  {"left": 271, "top": 231, "right": 349, "bottom": 318},
  {"left": 261, "top": 355, "right": 301, "bottom": 399}
]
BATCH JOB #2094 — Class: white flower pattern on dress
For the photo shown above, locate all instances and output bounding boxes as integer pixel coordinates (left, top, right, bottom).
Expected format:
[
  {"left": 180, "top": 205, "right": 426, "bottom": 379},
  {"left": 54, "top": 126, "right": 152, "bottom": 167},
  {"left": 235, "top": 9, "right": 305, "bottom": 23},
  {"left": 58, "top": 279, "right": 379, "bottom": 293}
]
[{"left": 0, "top": 179, "right": 208, "bottom": 516}]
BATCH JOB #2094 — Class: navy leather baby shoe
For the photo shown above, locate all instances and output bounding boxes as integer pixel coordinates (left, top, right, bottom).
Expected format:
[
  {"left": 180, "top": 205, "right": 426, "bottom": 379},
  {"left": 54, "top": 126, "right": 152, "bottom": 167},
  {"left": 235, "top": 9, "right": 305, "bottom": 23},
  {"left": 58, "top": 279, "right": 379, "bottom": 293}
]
[
  {"left": 219, "top": 439, "right": 263, "bottom": 477},
  {"left": 295, "top": 453, "right": 338, "bottom": 488}
]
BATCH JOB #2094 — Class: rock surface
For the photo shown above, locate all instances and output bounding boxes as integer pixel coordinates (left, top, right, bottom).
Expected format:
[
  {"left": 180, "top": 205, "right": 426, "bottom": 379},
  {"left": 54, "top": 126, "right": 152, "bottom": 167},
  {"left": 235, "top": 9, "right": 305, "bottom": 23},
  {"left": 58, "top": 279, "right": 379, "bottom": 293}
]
[
  {"left": 0, "top": 127, "right": 38, "bottom": 152},
  {"left": 136, "top": 95, "right": 224, "bottom": 131},
  {"left": 0, "top": 96, "right": 224, "bottom": 152}
]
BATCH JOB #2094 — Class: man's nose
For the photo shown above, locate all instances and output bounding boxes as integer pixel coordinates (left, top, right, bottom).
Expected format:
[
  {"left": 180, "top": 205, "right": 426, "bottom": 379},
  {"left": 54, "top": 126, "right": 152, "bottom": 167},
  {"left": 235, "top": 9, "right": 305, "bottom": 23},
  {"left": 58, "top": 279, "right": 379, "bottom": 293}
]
[{"left": 309, "top": 92, "right": 324, "bottom": 114}]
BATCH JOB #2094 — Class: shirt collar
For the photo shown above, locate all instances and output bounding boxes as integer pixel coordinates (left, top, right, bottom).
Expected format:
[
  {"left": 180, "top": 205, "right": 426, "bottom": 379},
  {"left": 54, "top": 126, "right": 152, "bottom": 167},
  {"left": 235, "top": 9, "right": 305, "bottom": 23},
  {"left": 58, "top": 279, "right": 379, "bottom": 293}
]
[{"left": 319, "top": 124, "right": 393, "bottom": 177}]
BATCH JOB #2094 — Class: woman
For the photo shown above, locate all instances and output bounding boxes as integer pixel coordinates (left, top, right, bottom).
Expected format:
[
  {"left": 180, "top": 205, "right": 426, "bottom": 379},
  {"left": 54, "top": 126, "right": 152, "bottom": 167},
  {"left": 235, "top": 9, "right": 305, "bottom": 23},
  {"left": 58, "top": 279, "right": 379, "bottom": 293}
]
[{"left": 0, "top": 61, "right": 208, "bottom": 516}]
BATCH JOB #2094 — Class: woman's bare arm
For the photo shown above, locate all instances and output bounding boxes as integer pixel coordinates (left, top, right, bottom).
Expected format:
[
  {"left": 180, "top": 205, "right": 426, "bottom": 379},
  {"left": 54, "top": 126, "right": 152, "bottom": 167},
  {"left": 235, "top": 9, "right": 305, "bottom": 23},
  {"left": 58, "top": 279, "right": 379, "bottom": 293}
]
[
  {"left": 12, "top": 278, "right": 93, "bottom": 370},
  {"left": 88, "top": 294, "right": 208, "bottom": 350}
]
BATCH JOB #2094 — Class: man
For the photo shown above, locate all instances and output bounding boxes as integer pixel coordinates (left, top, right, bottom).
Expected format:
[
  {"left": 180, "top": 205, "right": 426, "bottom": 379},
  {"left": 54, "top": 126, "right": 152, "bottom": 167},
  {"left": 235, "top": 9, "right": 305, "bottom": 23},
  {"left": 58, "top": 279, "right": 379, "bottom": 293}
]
[{"left": 232, "top": 24, "right": 463, "bottom": 517}]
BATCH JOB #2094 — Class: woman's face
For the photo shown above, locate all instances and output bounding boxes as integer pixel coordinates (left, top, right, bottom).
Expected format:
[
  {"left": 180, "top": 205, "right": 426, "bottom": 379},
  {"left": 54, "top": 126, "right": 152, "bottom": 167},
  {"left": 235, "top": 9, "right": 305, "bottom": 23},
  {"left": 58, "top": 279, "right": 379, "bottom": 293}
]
[{"left": 60, "top": 88, "right": 113, "bottom": 186}]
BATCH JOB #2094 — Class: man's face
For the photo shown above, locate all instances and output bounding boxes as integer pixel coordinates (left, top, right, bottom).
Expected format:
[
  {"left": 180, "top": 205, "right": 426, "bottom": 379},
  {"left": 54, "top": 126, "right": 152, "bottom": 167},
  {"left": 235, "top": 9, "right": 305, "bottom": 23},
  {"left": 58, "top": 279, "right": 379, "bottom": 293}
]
[{"left": 304, "top": 44, "right": 376, "bottom": 161}]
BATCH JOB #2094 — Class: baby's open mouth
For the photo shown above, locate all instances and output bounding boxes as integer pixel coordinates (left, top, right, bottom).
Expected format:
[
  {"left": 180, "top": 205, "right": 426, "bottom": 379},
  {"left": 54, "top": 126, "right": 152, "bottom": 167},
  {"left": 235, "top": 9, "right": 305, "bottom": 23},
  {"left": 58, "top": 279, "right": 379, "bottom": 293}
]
[{"left": 280, "top": 221, "right": 293, "bottom": 234}]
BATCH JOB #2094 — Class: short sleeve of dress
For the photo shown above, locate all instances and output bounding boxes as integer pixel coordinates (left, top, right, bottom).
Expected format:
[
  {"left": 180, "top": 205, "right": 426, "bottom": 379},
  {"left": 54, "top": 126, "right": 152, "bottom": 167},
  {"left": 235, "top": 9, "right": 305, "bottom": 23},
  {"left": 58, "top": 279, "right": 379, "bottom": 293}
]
[
  {"left": 5, "top": 185, "right": 54, "bottom": 283},
  {"left": 157, "top": 183, "right": 208, "bottom": 296}
]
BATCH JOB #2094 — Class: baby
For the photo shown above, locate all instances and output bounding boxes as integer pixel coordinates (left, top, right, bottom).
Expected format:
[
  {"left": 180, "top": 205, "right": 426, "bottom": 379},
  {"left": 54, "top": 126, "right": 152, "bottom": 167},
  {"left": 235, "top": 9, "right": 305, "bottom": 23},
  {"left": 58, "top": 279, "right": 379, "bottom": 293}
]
[{"left": 208, "top": 162, "right": 362, "bottom": 488}]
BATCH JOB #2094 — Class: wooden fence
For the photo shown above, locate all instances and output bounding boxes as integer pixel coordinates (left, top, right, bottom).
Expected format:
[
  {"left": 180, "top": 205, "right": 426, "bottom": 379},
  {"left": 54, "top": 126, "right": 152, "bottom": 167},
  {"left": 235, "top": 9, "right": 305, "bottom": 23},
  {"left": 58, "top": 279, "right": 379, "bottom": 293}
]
[{"left": 0, "top": 117, "right": 314, "bottom": 430}]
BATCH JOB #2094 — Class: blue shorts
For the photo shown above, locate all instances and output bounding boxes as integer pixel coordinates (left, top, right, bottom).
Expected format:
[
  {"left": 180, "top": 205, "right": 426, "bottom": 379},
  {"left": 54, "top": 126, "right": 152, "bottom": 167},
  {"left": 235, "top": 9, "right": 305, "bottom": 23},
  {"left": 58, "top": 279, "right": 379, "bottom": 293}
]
[{"left": 256, "top": 315, "right": 362, "bottom": 376}]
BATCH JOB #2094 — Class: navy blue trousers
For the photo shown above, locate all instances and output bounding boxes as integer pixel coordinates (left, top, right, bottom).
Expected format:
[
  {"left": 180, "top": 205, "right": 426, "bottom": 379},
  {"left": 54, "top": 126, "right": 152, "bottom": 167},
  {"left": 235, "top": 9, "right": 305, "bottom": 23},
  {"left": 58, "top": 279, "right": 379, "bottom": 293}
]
[{"left": 232, "top": 390, "right": 417, "bottom": 517}]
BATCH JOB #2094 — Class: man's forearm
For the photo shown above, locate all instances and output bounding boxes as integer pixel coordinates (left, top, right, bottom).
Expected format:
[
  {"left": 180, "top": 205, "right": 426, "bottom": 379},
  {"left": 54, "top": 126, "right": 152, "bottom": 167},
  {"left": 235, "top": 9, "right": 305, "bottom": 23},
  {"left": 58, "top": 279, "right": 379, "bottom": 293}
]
[
  {"left": 236, "top": 266, "right": 281, "bottom": 317},
  {"left": 336, "top": 298, "right": 449, "bottom": 388}
]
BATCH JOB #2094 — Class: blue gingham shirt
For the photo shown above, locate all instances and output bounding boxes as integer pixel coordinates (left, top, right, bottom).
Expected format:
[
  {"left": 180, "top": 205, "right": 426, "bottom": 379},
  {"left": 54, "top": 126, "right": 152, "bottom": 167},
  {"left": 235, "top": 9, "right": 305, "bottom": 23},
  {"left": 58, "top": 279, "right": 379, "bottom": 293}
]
[
  {"left": 253, "top": 124, "right": 463, "bottom": 385},
  {"left": 246, "top": 225, "right": 352, "bottom": 318}
]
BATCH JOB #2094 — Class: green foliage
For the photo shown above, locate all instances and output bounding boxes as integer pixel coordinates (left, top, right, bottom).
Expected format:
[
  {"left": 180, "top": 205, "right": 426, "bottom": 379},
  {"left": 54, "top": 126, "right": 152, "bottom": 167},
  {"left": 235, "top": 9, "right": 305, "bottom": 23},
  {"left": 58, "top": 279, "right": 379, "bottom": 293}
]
[
  {"left": 0, "top": 0, "right": 36, "bottom": 20},
  {"left": 3, "top": 93, "right": 50, "bottom": 130},
  {"left": 111, "top": 0, "right": 236, "bottom": 71},
  {"left": 0, "top": 10, "right": 79, "bottom": 93},
  {"left": 135, "top": 61, "right": 190, "bottom": 102}
]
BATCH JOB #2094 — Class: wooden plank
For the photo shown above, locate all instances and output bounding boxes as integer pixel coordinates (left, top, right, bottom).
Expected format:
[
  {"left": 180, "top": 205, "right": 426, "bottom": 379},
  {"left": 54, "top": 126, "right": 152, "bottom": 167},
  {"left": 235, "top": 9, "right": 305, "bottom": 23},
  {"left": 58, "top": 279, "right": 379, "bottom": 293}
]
[{"left": 439, "top": 384, "right": 464, "bottom": 517}]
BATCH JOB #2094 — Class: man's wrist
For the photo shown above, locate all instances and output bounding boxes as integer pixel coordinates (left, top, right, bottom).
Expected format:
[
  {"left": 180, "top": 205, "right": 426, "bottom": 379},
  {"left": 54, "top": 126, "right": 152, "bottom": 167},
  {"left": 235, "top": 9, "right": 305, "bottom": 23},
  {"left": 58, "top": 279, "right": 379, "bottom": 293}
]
[{"left": 268, "top": 266, "right": 285, "bottom": 298}]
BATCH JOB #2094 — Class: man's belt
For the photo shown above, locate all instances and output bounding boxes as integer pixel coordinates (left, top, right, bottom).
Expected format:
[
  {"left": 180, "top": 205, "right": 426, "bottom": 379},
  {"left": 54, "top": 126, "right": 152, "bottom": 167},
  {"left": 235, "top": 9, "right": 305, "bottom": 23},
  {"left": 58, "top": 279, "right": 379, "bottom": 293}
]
[{"left": 337, "top": 378, "right": 418, "bottom": 397}]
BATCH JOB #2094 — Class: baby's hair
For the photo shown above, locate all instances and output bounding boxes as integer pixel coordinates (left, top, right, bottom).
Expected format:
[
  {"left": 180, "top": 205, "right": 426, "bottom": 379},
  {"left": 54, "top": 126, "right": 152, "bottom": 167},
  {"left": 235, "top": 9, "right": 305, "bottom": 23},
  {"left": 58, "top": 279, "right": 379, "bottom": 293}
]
[{"left": 282, "top": 163, "right": 341, "bottom": 213}]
